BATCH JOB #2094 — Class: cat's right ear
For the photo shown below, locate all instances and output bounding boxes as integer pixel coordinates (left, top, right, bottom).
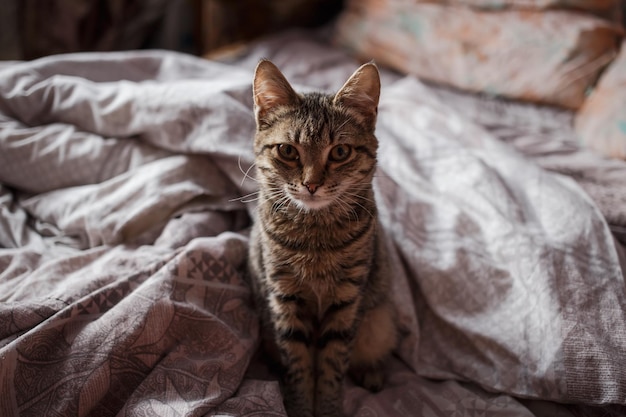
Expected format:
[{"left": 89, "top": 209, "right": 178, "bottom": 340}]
[
  {"left": 334, "top": 62, "right": 380, "bottom": 132},
  {"left": 253, "top": 60, "right": 300, "bottom": 128}
]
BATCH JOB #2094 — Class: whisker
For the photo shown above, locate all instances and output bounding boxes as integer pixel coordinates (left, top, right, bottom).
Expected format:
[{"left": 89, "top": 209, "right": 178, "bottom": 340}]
[
  {"left": 343, "top": 191, "right": 376, "bottom": 205},
  {"left": 229, "top": 191, "right": 260, "bottom": 203},
  {"left": 238, "top": 155, "right": 258, "bottom": 186},
  {"left": 230, "top": 183, "right": 284, "bottom": 204},
  {"left": 333, "top": 118, "right": 351, "bottom": 137},
  {"left": 341, "top": 193, "right": 375, "bottom": 219},
  {"left": 271, "top": 193, "right": 292, "bottom": 214},
  {"left": 333, "top": 195, "right": 359, "bottom": 222}
]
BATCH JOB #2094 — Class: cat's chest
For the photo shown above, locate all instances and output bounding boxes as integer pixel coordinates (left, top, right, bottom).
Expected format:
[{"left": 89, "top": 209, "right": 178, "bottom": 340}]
[
  {"left": 270, "top": 250, "right": 353, "bottom": 317},
  {"left": 258, "top": 208, "right": 375, "bottom": 316},
  {"left": 281, "top": 251, "right": 338, "bottom": 290}
]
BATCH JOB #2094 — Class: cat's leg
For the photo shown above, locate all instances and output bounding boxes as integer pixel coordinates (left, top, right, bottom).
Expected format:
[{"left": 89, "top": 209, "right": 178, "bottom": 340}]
[
  {"left": 349, "top": 301, "right": 396, "bottom": 391},
  {"left": 270, "top": 294, "right": 315, "bottom": 417},
  {"left": 314, "top": 300, "right": 362, "bottom": 417},
  {"left": 281, "top": 355, "right": 315, "bottom": 417}
]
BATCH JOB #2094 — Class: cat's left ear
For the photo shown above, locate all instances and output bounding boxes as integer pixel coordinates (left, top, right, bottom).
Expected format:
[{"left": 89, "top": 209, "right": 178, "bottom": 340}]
[{"left": 333, "top": 62, "right": 380, "bottom": 131}]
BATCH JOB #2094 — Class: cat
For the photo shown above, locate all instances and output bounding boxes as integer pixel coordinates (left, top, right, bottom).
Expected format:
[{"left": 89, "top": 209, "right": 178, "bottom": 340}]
[{"left": 247, "top": 59, "right": 397, "bottom": 417}]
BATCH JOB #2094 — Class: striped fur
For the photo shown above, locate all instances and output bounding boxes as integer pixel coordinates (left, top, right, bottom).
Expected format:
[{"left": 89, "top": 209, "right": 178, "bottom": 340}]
[{"left": 248, "top": 60, "right": 397, "bottom": 417}]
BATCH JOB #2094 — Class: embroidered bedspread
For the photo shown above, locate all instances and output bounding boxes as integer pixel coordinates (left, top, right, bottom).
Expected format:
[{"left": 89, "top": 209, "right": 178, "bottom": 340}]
[{"left": 1, "top": 32, "right": 625, "bottom": 416}]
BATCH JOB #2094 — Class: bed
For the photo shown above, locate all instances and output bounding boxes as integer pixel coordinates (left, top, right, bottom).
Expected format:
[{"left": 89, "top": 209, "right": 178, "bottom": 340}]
[{"left": 1, "top": 21, "right": 626, "bottom": 417}]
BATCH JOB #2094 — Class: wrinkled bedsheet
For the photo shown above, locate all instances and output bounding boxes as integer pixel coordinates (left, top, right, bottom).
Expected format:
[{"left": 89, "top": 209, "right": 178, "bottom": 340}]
[{"left": 1, "top": 31, "right": 626, "bottom": 417}]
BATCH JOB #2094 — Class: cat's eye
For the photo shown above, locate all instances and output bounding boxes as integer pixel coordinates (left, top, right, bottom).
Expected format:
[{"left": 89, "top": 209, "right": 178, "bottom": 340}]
[
  {"left": 277, "top": 144, "right": 299, "bottom": 161},
  {"left": 329, "top": 144, "right": 351, "bottom": 162}
]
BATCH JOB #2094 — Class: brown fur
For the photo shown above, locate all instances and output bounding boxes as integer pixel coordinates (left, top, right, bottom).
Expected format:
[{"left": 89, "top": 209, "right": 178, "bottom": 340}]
[{"left": 248, "top": 60, "right": 397, "bottom": 417}]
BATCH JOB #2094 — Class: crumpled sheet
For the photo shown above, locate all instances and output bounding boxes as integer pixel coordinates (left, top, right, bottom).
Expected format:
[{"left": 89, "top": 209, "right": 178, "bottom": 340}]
[{"left": 1, "top": 31, "right": 626, "bottom": 417}]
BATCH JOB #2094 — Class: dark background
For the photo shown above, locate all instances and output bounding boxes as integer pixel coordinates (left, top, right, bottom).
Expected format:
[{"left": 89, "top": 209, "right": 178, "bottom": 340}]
[{"left": 0, "top": 0, "right": 344, "bottom": 61}]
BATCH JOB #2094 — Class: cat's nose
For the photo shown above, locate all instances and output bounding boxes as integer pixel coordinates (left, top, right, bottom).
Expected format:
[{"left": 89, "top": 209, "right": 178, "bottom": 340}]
[{"left": 303, "top": 182, "right": 320, "bottom": 194}]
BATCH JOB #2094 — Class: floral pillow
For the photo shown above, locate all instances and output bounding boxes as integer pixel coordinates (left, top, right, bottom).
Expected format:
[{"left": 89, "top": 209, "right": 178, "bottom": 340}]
[
  {"left": 575, "top": 42, "right": 626, "bottom": 160},
  {"left": 335, "top": 0, "right": 621, "bottom": 109}
]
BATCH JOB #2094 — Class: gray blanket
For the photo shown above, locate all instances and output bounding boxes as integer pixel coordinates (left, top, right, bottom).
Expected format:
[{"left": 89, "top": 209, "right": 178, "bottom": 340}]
[{"left": 1, "top": 32, "right": 625, "bottom": 416}]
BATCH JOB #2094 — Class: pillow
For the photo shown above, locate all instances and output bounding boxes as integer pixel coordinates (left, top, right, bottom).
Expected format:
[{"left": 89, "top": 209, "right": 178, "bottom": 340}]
[
  {"left": 575, "top": 41, "right": 626, "bottom": 159},
  {"left": 335, "top": 0, "right": 621, "bottom": 109}
]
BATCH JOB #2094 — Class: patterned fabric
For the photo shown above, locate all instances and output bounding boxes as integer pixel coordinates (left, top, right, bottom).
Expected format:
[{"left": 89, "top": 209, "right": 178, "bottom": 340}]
[
  {"left": 0, "top": 239, "right": 260, "bottom": 416},
  {"left": 335, "top": 0, "right": 621, "bottom": 109},
  {"left": 1, "top": 31, "right": 626, "bottom": 416}
]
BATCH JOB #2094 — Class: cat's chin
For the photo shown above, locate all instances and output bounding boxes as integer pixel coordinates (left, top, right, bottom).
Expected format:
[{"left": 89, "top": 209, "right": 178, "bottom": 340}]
[{"left": 291, "top": 195, "right": 332, "bottom": 211}]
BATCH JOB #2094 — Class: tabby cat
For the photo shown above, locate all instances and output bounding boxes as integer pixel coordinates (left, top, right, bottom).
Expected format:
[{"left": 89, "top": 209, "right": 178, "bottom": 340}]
[{"left": 248, "top": 59, "right": 397, "bottom": 417}]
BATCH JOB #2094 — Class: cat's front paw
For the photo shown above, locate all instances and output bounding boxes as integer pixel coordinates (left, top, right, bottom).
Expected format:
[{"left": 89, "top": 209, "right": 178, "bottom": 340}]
[
  {"left": 314, "top": 401, "right": 345, "bottom": 417},
  {"left": 283, "top": 392, "right": 314, "bottom": 417},
  {"left": 284, "top": 401, "right": 314, "bottom": 417}
]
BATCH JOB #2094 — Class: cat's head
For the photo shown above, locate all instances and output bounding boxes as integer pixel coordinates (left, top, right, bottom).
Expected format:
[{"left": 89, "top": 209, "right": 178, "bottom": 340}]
[{"left": 252, "top": 59, "right": 380, "bottom": 212}]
